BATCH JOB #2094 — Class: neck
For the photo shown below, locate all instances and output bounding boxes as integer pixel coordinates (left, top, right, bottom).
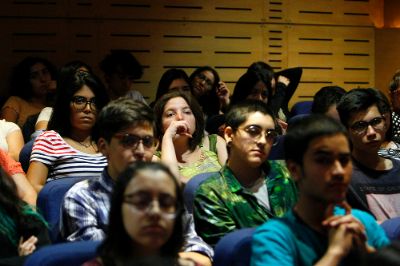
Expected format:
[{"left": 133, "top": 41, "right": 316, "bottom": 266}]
[
  {"left": 294, "top": 196, "right": 331, "bottom": 233},
  {"left": 227, "top": 157, "right": 262, "bottom": 187},
  {"left": 69, "top": 129, "right": 92, "bottom": 142},
  {"left": 173, "top": 137, "right": 192, "bottom": 160},
  {"left": 352, "top": 148, "right": 391, "bottom": 170},
  {"left": 30, "top": 95, "right": 46, "bottom": 106}
]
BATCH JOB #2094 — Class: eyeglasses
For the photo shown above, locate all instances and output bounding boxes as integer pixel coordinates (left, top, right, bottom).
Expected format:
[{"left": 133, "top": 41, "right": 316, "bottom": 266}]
[
  {"left": 238, "top": 125, "right": 278, "bottom": 145},
  {"left": 113, "top": 133, "right": 158, "bottom": 149},
  {"left": 123, "top": 192, "right": 180, "bottom": 220},
  {"left": 71, "top": 96, "right": 97, "bottom": 111},
  {"left": 350, "top": 116, "right": 386, "bottom": 134},
  {"left": 196, "top": 73, "right": 214, "bottom": 88}
]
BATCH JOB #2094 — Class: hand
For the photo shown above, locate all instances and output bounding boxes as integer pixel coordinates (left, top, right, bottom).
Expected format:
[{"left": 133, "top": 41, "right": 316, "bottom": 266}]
[
  {"left": 164, "top": 120, "right": 192, "bottom": 140},
  {"left": 277, "top": 75, "right": 290, "bottom": 86},
  {"left": 18, "top": 236, "right": 38, "bottom": 256},
  {"left": 216, "top": 81, "right": 230, "bottom": 107},
  {"left": 277, "top": 119, "right": 287, "bottom": 135}
]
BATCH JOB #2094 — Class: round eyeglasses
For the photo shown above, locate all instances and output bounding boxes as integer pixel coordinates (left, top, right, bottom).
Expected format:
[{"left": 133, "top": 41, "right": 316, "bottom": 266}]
[{"left": 238, "top": 125, "right": 278, "bottom": 145}]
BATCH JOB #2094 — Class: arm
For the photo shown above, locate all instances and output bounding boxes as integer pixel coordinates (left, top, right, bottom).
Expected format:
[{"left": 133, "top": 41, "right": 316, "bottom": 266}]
[
  {"left": 6, "top": 129, "right": 24, "bottom": 161},
  {"left": 216, "top": 81, "right": 230, "bottom": 112},
  {"left": 26, "top": 161, "right": 48, "bottom": 193},
  {"left": 160, "top": 120, "right": 192, "bottom": 181},
  {"left": 193, "top": 183, "right": 236, "bottom": 247},
  {"left": 61, "top": 186, "right": 106, "bottom": 241}
]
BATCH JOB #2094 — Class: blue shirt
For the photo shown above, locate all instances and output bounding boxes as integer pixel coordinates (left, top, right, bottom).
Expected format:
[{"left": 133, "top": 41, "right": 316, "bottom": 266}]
[{"left": 251, "top": 207, "right": 390, "bottom": 266}]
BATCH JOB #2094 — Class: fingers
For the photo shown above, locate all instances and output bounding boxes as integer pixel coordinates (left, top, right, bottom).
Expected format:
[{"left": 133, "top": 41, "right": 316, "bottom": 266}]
[
  {"left": 167, "top": 121, "right": 192, "bottom": 138},
  {"left": 18, "top": 236, "right": 38, "bottom": 256}
]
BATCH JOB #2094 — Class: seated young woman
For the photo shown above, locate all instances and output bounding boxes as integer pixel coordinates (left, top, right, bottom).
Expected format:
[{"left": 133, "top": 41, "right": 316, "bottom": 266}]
[
  {"left": 86, "top": 161, "right": 202, "bottom": 266},
  {"left": 27, "top": 71, "right": 109, "bottom": 192},
  {"left": 153, "top": 91, "right": 227, "bottom": 183},
  {"left": 0, "top": 167, "right": 49, "bottom": 266}
]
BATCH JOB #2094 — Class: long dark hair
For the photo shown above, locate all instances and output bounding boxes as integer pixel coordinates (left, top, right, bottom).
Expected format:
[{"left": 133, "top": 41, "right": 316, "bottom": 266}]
[
  {"left": 189, "top": 66, "right": 221, "bottom": 117},
  {"left": 9, "top": 56, "right": 57, "bottom": 101},
  {"left": 98, "top": 162, "right": 184, "bottom": 266},
  {"left": 155, "top": 69, "right": 190, "bottom": 102},
  {"left": 0, "top": 167, "right": 46, "bottom": 248},
  {"left": 153, "top": 91, "right": 205, "bottom": 151},
  {"left": 47, "top": 71, "right": 109, "bottom": 138}
]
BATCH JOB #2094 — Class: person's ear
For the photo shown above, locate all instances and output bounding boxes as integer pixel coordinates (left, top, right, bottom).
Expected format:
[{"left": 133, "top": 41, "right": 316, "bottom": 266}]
[
  {"left": 224, "top": 126, "right": 234, "bottom": 146},
  {"left": 286, "top": 160, "right": 302, "bottom": 182},
  {"left": 97, "top": 138, "right": 109, "bottom": 157}
]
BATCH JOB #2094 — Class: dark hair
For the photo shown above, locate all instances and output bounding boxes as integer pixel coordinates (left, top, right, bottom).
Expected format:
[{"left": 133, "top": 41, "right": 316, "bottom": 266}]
[
  {"left": 189, "top": 66, "right": 220, "bottom": 117},
  {"left": 311, "top": 86, "right": 346, "bottom": 114},
  {"left": 153, "top": 91, "right": 205, "bottom": 151},
  {"left": 0, "top": 167, "right": 46, "bottom": 248},
  {"left": 231, "top": 70, "right": 271, "bottom": 105},
  {"left": 99, "top": 50, "right": 143, "bottom": 79},
  {"left": 9, "top": 56, "right": 57, "bottom": 101},
  {"left": 47, "top": 71, "right": 109, "bottom": 138},
  {"left": 225, "top": 99, "right": 275, "bottom": 130},
  {"left": 337, "top": 88, "right": 390, "bottom": 127},
  {"left": 98, "top": 162, "right": 184, "bottom": 265},
  {"left": 155, "top": 69, "right": 190, "bottom": 102},
  {"left": 247, "top": 61, "right": 275, "bottom": 93},
  {"left": 285, "top": 114, "right": 349, "bottom": 164},
  {"left": 96, "top": 97, "right": 155, "bottom": 143},
  {"left": 390, "top": 70, "right": 400, "bottom": 92}
]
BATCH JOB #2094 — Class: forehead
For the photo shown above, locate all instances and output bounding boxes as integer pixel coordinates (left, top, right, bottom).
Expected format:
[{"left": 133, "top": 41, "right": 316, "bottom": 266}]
[
  {"left": 118, "top": 122, "right": 154, "bottom": 136},
  {"left": 348, "top": 105, "right": 381, "bottom": 124},
  {"left": 241, "top": 111, "right": 274, "bottom": 128},
  {"left": 73, "top": 85, "right": 94, "bottom": 97},
  {"left": 306, "top": 134, "right": 350, "bottom": 155},
  {"left": 199, "top": 70, "right": 214, "bottom": 80},
  {"left": 164, "top": 97, "right": 189, "bottom": 109},
  {"left": 30, "top": 63, "right": 47, "bottom": 73},
  {"left": 124, "top": 169, "right": 176, "bottom": 195}
]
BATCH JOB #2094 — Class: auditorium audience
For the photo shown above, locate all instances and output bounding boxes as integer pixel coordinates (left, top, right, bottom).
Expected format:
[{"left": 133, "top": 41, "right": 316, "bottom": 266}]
[
  {"left": 193, "top": 100, "right": 297, "bottom": 247},
  {"left": 27, "top": 71, "right": 109, "bottom": 193},
  {"left": 311, "top": 86, "right": 346, "bottom": 121},
  {"left": 62, "top": 98, "right": 212, "bottom": 266},
  {"left": 154, "top": 91, "right": 227, "bottom": 183},
  {"left": 1, "top": 57, "right": 57, "bottom": 128}
]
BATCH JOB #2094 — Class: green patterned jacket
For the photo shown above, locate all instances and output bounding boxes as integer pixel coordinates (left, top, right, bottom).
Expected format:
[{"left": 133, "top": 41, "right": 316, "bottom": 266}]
[{"left": 193, "top": 161, "right": 298, "bottom": 247}]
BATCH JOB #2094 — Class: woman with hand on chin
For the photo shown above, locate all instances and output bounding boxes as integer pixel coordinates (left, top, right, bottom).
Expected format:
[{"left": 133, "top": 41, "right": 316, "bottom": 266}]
[
  {"left": 27, "top": 71, "right": 109, "bottom": 193},
  {"left": 154, "top": 91, "right": 227, "bottom": 183}
]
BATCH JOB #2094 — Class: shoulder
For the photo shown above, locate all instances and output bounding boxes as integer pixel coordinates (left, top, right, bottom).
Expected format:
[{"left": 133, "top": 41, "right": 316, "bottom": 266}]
[{"left": 0, "top": 119, "right": 20, "bottom": 134}]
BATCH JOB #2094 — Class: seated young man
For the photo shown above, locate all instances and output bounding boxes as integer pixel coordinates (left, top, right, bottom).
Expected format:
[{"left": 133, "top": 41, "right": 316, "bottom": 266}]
[
  {"left": 337, "top": 88, "right": 400, "bottom": 222},
  {"left": 251, "top": 114, "right": 389, "bottom": 266},
  {"left": 193, "top": 100, "right": 297, "bottom": 247},
  {"left": 61, "top": 98, "right": 212, "bottom": 266},
  {"left": 311, "top": 85, "right": 346, "bottom": 121}
]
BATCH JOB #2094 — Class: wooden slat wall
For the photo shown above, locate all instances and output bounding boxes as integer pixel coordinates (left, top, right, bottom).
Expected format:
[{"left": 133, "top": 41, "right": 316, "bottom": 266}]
[{"left": 0, "top": 0, "right": 378, "bottom": 104}]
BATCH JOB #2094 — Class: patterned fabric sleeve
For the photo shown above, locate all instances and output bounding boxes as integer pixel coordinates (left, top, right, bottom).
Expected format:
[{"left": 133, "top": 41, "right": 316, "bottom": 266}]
[
  {"left": 61, "top": 181, "right": 106, "bottom": 241},
  {"left": 30, "top": 131, "right": 64, "bottom": 167}
]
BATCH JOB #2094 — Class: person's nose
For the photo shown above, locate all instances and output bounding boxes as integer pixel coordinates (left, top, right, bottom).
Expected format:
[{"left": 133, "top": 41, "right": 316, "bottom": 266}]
[
  {"left": 133, "top": 141, "right": 145, "bottom": 159},
  {"left": 147, "top": 200, "right": 161, "bottom": 215},
  {"left": 175, "top": 111, "right": 183, "bottom": 121},
  {"left": 365, "top": 125, "right": 377, "bottom": 139},
  {"left": 331, "top": 160, "right": 345, "bottom": 181}
]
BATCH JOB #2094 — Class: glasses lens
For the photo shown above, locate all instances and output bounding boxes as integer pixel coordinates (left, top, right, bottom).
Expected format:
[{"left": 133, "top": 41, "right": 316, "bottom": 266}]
[
  {"left": 351, "top": 121, "right": 368, "bottom": 133},
  {"left": 267, "top": 130, "right": 278, "bottom": 143},
  {"left": 245, "top": 125, "right": 262, "bottom": 138},
  {"left": 117, "top": 134, "right": 156, "bottom": 149},
  {"left": 71, "top": 96, "right": 96, "bottom": 111},
  {"left": 370, "top": 117, "right": 384, "bottom": 127}
]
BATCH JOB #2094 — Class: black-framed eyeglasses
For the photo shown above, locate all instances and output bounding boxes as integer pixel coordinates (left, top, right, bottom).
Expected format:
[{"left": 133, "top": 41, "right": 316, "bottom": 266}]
[
  {"left": 113, "top": 133, "right": 158, "bottom": 149},
  {"left": 238, "top": 125, "right": 278, "bottom": 145},
  {"left": 350, "top": 116, "right": 386, "bottom": 135},
  {"left": 196, "top": 73, "right": 214, "bottom": 87},
  {"left": 71, "top": 96, "right": 97, "bottom": 111},
  {"left": 123, "top": 192, "right": 180, "bottom": 220}
]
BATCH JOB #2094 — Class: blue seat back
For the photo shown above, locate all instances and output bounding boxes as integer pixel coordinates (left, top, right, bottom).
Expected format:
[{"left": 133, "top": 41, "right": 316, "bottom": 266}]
[
  {"left": 183, "top": 172, "right": 217, "bottom": 213},
  {"left": 268, "top": 135, "right": 285, "bottom": 160},
  {"left": 290, "top": 101, "right": 313, "bottom": 117},
  {"left": 24, "top": 240, "right": 101, "bottom": 266},
  {"left": 19, "top": 139, "right": 35, "bottom": 173},
  {"left": 37, "top": 177, "right": 87, "bottom": 242},
  {"left": 381, "top": 217, "right": 400, "bottom": 241},
  {"left": 213, "top": 228, "right": 256, "bottom": 266}
]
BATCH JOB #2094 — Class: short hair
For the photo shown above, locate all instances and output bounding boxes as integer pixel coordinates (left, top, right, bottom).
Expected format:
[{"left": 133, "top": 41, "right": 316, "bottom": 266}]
[
  {"left": 99, "top": 50, "right": 143, "bottom": 79},
  {"left": 98, "top": 161, "right": 184, "bottom": 265},
  {"left": 311, "top": 86, "right": 346, "bottom": 114},
  {"left": 9, "top": 56, "right": 58, "bottom": 101},
  {"left": 225, "top": 99, "right": 275, "bottom": 130},
  {"left": 47, "top": 71, "right": 109, "bottom": 138},
  {"left": 231, "top": 70, "right": 271, "bottom": 105},
  {"left": 95, "top": 97, "right": 155, "bottom": 142},
  {"left": 155, "top": 69, "right": 190, "bottom": 102},
  {"left": 153, "top": 91, "right": 205, "bottom": 151},
  {"left": 337, "top": 88, "right": 390, "bottom": 127},
  {"left": 285, "top": 114, "right": 349, "bottom": 164}
]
